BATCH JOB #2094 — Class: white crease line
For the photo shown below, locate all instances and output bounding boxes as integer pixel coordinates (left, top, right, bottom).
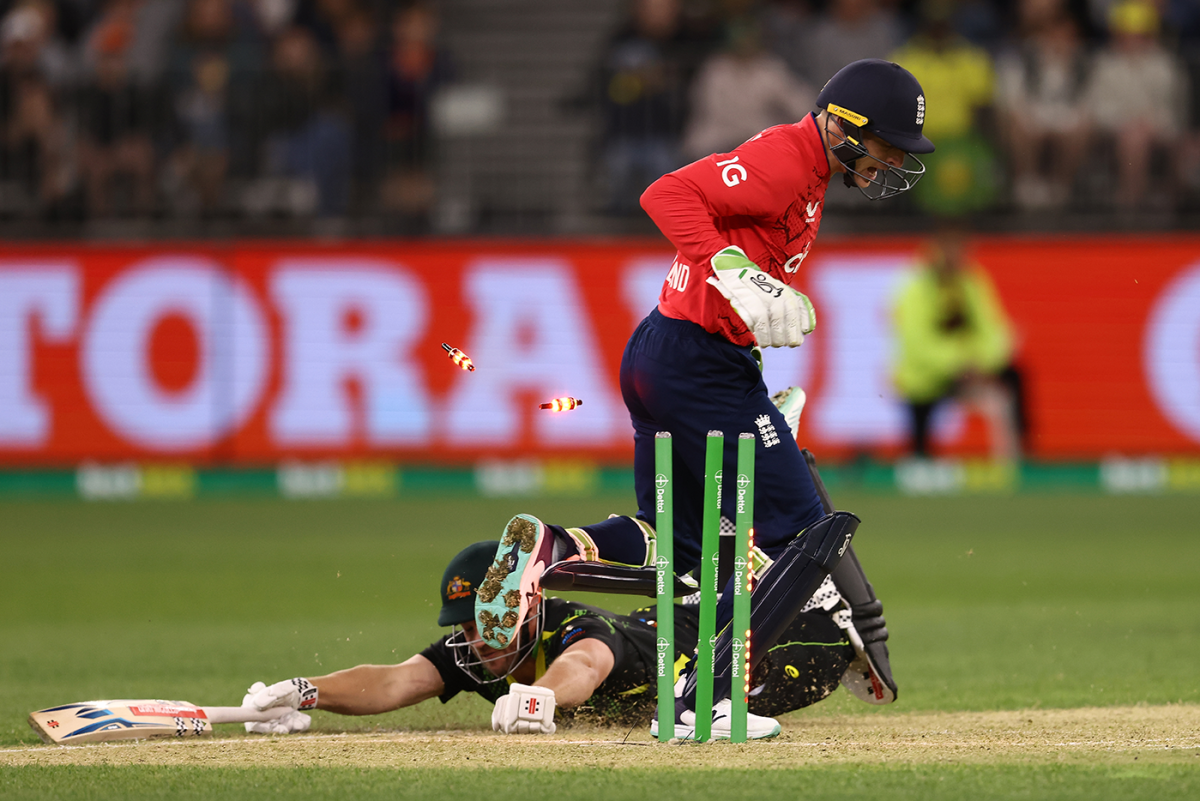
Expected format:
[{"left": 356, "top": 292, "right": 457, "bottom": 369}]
[
  {"left": 0, "top": 734, "right": 616, "bottom": 755},
  {"left": 0, "top": 735, "right": 436, "bottom": 754},
  {"left": 5, "top": 735, "right": 1198, "bottom": 756}
]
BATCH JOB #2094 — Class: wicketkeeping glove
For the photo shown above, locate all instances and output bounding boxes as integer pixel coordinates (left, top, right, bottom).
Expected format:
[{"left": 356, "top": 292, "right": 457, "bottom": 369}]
[
  {"left": 243, "top": 678, "right": 319, "bottom": 712},
  {"left": 491, "top": 683, "right": 557, "bottom": 735},
  {"left": 707, "top": 246, "right": 815, "bottom": 348}
]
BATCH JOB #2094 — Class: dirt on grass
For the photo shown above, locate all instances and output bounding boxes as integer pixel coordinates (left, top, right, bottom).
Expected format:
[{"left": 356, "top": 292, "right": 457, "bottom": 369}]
[{"left": 3, "top": 705, "right": 1198, "bottom": 771}]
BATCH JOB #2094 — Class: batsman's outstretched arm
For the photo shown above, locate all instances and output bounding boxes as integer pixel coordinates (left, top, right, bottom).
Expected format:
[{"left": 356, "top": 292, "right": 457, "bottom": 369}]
[
  {"left": 310, "top": 655, "right": 446, "bottom": 715},
  {"left": 534, "top": 637, "right": 615, "bottom": 708},
  {"left": 246, "top": 656, "right": 446, "bottom": 720}
]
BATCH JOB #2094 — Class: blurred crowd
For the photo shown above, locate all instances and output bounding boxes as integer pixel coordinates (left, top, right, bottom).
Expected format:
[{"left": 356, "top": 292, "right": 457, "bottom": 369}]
[
  {"left": 2, "top": 0, "right": 1199, "bottom": 232},
  {"left": 594, "top": 0, "right": 1200, "bottom": 220},
  {"left": 0, "top": 0, "right": 451, "bottom": 226}
]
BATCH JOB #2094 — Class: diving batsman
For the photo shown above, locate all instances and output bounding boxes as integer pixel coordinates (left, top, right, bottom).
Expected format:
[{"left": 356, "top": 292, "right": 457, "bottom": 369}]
[{"left": 239, "top": 539, "right": 868, "bottom": 737}]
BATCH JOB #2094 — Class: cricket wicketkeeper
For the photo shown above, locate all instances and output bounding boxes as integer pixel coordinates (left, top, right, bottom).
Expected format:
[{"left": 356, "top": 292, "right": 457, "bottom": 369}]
[
  {"left": 241, "top": 540, "right": 865, "bottom": 736},
  {"left": 470, "top": 58, "right": 925, "bottom": 739}
]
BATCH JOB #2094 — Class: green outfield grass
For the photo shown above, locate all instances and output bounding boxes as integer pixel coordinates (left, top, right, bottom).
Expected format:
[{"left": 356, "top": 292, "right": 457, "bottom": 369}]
[
  {"left": 1, "top": 764, "right": 1197, "bottom": 801},
  {"left": 2, "top": 493, "right": 1198, "bottom": 798}
]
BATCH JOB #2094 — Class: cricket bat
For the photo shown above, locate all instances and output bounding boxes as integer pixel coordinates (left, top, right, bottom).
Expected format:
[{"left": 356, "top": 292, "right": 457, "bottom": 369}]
[{"left": 28, "top": 700, "right": 291, "bottom": 745}]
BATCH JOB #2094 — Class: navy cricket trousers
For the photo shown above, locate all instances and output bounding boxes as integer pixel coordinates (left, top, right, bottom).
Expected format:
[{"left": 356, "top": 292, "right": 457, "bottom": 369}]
[{"left": 620, "top": 309, "right": 826, "bottom": 575}]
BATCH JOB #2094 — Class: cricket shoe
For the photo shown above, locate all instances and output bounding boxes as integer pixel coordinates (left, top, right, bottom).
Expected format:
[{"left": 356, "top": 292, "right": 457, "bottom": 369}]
[
  {"left": 649, "top": 698, "right": 781, "bottom": 741},
  {"left": 770, "top": 386, "right": 807, "bottom": 440},
  {"left": 475, "top": 515, "right": 557, "bottom": 649},
  {"left": 812, "top": 577, "right": 896, "bottom": 705}
]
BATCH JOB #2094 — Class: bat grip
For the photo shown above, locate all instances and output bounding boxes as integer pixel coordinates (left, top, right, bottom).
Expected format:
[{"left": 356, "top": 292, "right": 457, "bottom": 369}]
[{"left": 202, "top": 706, "right": 293, "bottom": 725}]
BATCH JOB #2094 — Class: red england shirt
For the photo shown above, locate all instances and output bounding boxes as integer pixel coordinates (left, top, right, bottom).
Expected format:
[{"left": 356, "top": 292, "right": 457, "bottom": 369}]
[{"left": 640, "top": 112, "right": 832, "bottom": 347}]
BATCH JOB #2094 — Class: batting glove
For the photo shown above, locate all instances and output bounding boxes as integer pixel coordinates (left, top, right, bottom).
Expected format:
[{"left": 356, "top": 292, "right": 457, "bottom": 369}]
[
  {"left": 245, "top": 709, "right": 312, "bottom": 735},
  {"left": 491, "top": 683, "right": 557, "bottom": 735},
  {"left": 243, "top": 678, "right": 319, "bottom": 712},
  {"left": 707, "top": 246, "right": 815, "bottom": 348}
]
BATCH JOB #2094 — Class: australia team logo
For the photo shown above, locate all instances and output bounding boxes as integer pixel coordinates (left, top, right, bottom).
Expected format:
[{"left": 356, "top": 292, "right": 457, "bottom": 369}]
[{"left": 446, "top": 576, "right": 472, "bottom": 601}]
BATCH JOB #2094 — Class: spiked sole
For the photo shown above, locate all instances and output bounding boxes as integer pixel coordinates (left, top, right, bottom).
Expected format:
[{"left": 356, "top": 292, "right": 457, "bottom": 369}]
[
  {"left": 769, "top": 386, "right": 807, "bottom": 440},
  {"left": 475, "top": 515, "right": 550, "bottom": 649}
]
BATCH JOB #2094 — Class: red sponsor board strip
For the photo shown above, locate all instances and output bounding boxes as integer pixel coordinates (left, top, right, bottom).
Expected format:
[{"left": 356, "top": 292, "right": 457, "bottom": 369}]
[{"left": 2, "top": 236, "right": 1199, "bottom": 463}]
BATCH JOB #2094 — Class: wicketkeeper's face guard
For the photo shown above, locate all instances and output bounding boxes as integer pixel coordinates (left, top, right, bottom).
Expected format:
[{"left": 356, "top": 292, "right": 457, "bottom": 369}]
[
  {"left": 824, "top": 112, "right": 926, "bottom": 201},
  {"left": 447, "top": 597, "right": 545, "bottom": 684}
]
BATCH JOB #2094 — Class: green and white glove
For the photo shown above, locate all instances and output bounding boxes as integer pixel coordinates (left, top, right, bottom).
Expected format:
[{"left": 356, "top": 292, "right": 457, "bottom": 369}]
[
  {"left": 706, "top": 246, "right": 816, "bottom": 348},
  {"left": 491, "top": 683, "right": 557, "bottom": 735}
]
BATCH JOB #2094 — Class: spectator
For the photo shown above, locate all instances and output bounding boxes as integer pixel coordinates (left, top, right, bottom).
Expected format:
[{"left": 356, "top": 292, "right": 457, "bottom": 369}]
[
  {"left": 334, "top": 5, "right": 386, "bottom": 214},
  {"left": 995, "top": 10, "right": 1093, "bottom": 210},
  {"left": 165, "top": 0, "right": 262, "bottom": 215},
  {"left": 256, "top": 24, "right": 352, "bottom": 217},
  {"left": 595, "top": 0, "right": 702, "bottom": 216},
  {"left": 167, "top": 49, "right": 231, "bottom": 214},
  {"left": 125, "top": 0, "right": 189, "bottom": 86},
  {"left": 802, "top": 0, "right": 903, "bottom": 91},
  {"left": 892, "top": 222, "right": 1028, "bottom": 461},
  {"left": 2, "top": 0, "right": 76, "bottom": 87},
  {"left": 292, "top": 0, "right": 355, "bottom": 55},
  {"left": 1085, "top": 0, "right": 1187, "bottom": 210},
  {"left": 951, "top": 0, "right": 1007, "bottom": 52},
  {"left": 681, "top": 17, "right": 814, "bottom": 161},
  {"left": 758, "top": 0, "right": 814, "bottom": 80},
  {"left": 1169, "top": 0, "right": 1200, "bottom": 203},
  {"left": 247, "top": 0, "right": 296, "bottom": 37},
  {"left": 75, "top": 7, "right": 167, "bottom": 217},
  {"left": 891, "top": 0, "right": 997, "bottom": 214},
  {"left": 0, "top": 4, "right": 72, "bottom": 216},
  {"left": 380, "top": 2, "right": 452, "bottom": 226},
  {"left": 2, "top": 76, "right": 71, "bottom": 214},
  {"left": 38, "top": 0, "right": 96, "bottom": 50}
]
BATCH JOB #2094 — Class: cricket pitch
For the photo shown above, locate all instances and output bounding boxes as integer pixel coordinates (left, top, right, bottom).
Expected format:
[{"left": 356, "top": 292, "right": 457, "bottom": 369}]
[{"left": 3, "top": 705, "right": 1197, "bottom": 769}]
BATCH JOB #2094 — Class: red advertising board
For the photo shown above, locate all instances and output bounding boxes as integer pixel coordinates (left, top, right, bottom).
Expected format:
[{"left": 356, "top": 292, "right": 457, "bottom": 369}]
[{"left": 2, "top": 236, "right": 1199, "bottom": 465}]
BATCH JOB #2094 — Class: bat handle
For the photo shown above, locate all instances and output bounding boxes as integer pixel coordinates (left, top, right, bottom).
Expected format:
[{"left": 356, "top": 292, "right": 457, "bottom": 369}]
[{"left": 202, "top": 706, "right": 293, "bottom": 725}]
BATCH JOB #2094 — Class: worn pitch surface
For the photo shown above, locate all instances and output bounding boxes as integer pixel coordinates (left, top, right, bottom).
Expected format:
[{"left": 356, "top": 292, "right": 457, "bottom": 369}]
[{"left": 2, "top": 706, "right": 1198, "bottom": 769}]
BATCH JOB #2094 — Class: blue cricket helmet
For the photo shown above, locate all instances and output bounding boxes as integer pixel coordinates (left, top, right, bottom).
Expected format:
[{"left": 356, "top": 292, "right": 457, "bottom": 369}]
[
  {"left": 815, "top": 59, "right": 934, "bottom": 199},
  {"left": 817, "top": 59, "right": 934, "bottom": 154}
]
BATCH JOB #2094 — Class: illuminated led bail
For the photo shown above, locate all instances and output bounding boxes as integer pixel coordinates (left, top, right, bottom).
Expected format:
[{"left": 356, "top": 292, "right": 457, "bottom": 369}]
[
  {"left": 539, "top": 397, "right": 584, "bottom": 412},
  {"left": 745, "top": 527, "right": 754, "bottom": 694},
  {"left": 744, "top": 627, "right": 753, "bottom": 694},
  {"left": 441, "top": 343, "right": 475, "bottom": 372}
]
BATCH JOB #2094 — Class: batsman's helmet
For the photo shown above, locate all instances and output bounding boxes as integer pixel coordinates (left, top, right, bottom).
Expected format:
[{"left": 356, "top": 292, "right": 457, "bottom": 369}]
[
  {"left": 816, "top": 59, "right": 934, "bottom": 199},
  {"left": 440, "top": 541, "right": 544, "bottom": 682},
  {"left": 438, "top": 540, "right": 497, "bottom": 626}
]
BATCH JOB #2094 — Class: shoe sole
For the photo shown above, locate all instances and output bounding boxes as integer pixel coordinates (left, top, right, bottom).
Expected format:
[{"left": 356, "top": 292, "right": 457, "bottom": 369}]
[
  {"left": 475, "top": 515, "right": 551, "bottom": 649},
  {"left": 648, "top": 721, "right": 782, "bottom": 741},
  {"left": 841, "top": 645, "right": 896, "bottom": 704},
  {"left": 770, "top": 387, "right": 806, "bottom": 440}
]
